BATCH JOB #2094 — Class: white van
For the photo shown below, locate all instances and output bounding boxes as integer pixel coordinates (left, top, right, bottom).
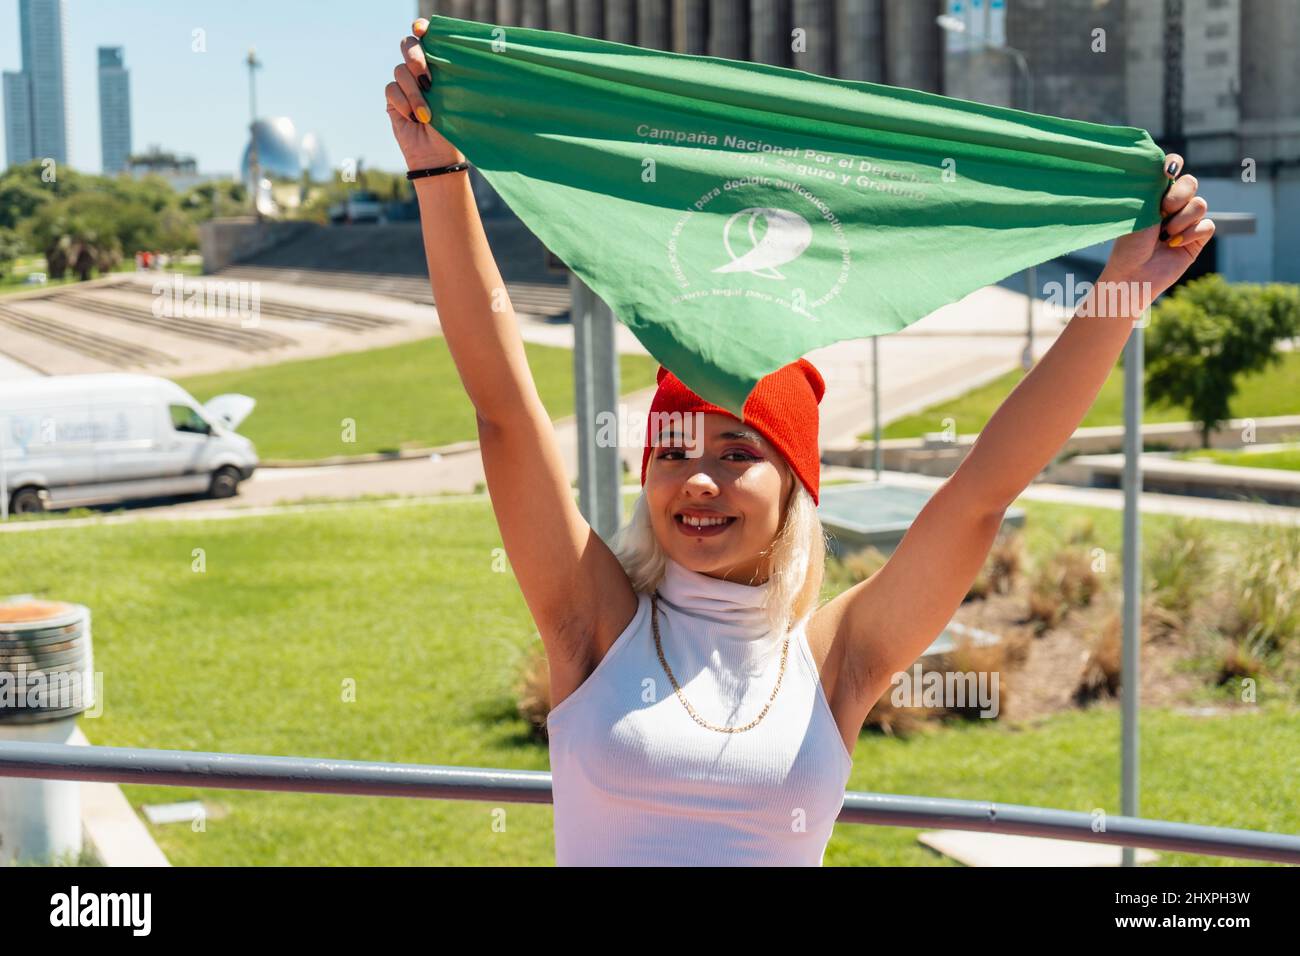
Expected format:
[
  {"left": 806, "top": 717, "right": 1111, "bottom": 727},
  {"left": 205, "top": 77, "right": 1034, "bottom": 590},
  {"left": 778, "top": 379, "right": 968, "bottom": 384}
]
[{"left": 0, "top": 373, "right": 258, "bottom": 515}]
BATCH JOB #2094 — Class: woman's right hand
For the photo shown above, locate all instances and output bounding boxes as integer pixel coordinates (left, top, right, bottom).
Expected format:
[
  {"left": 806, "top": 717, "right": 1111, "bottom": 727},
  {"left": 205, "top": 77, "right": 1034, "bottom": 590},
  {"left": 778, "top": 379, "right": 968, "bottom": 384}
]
[{"left": 386, "top": 18, "right": 466, "bottom": 171}]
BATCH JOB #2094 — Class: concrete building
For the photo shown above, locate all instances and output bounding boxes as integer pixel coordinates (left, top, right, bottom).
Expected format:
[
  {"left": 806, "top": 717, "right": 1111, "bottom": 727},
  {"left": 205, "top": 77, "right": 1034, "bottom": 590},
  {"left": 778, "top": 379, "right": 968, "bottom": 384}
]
[
  {"left": 127, "top": 145, "right": 229, "bottom": 193},
  {"left": 2, "top": 72, "right": 34, "bottom": 167},
  {"left": 97, "top": 47, "right": 132, "bottom": 175},
  {"left": 946, "top": 0, "right": 1299, "bottom": 284},
  {"left": 416, "top": 0, "right": 1299, "bottom": 282},
  {"left": 2, "top": 0, "right": 70, "bottom": 168}
]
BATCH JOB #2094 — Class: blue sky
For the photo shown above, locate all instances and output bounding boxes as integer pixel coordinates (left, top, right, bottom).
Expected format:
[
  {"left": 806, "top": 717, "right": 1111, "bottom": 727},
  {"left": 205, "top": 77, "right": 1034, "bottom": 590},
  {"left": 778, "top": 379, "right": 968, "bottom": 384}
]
[{"left": 0, "top": 0, "right": 420, "bottom": 175}]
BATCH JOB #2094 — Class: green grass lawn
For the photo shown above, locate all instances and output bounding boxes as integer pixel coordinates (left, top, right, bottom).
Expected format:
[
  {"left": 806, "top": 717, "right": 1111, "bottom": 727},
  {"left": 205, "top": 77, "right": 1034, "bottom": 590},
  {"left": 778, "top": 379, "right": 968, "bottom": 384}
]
[
  {"left": 3, "top": 494, "right": 1292, "bottom": 866},
  {"left": 1175, "top": 445, "right": 1300, "bottom": 472},
  {"left": 178, "top": 338, "right": 661, "bottom": 461},
  {"left": 870, "top": 351, "right": 1300, "bottom": 441}
]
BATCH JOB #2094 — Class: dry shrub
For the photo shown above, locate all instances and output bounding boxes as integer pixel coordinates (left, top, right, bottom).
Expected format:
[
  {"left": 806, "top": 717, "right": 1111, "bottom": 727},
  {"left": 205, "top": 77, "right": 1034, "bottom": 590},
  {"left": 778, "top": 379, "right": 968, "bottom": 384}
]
[
  {"left": 966, "top": 569, "right": 992, "bottom": 601},
  {"left": 1028, "top": 548, "right": 1100, "bottom": 633},
  {"left": 1027, "top": 585, "right": 1067, "bottom": 633},
  {"left": 1142, "top": 593, "right": 1185, "bottom": 644},
  {"left": 943, "top": 636, "right": 1011, "bottom": 721},
  {"left": 987, "top": 531, "right": 1023, "bottom": 595},
  {"left": 1146, "top": 518, "right": 1214, "bottom": 618},
  {"left": 515, "top": 642, "right": 552, "bottom": 742},
  {"left": 1076, "top": 610, "right": 1122, "bottom": 703},
  {"left": 843, "top": 545, "right": 888, "bottom": 583},
  {"left": 823, "top": 545, "right": 889, "bottom": 599},
  {"left": 862, "top": 694, "right": 941, "bottom": 738},
  {"left": 863, "top": 636, "right": 1010, "bottom": 733},
  {"left": 1217, "top": 524, "right": 1300, "bottom": 660},
  {"left": 1065, "top": 515, "right": 1096, "bottom": 546},
  {"left": 1215, "top": 640, "right": 1266, "bottom": 686},
  {"left": 965, "top": 531, "right": 1023, "bottom": 603}
]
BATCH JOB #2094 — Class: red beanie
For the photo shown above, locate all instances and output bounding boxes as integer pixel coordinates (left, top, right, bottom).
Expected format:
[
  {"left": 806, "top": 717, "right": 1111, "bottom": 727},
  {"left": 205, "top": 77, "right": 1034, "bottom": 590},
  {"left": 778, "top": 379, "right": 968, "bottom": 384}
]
[{"left": 639, "top": 359, "right": 826, "bottom": 505}]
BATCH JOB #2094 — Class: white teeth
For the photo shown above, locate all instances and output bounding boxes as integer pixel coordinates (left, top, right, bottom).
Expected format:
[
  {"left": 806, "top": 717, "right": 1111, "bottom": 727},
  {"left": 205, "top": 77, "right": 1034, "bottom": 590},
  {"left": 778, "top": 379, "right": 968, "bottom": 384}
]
[{"left": 681, "top": 515, "right": 730, "bottom": 527}]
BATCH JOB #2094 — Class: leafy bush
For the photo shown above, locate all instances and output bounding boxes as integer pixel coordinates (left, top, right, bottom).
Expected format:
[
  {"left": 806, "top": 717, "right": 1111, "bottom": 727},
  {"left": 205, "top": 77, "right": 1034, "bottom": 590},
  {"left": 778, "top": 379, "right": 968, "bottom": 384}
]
[
  {"left": 1145, "top": 275, "right": 1300, "bottom": 446},
  {"left": 0, "top": 226, "right": 24, "bottom": 280}
]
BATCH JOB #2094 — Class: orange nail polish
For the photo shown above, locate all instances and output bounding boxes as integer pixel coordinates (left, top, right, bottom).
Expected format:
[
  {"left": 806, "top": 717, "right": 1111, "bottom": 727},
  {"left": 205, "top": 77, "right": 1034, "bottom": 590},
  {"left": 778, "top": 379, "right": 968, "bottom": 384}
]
[
  {"left": 1168, "top": 235, "right": 1183, "bottom": 248},
  {"left": 416, "top": 106, "right": 431, "bottom": 124}
]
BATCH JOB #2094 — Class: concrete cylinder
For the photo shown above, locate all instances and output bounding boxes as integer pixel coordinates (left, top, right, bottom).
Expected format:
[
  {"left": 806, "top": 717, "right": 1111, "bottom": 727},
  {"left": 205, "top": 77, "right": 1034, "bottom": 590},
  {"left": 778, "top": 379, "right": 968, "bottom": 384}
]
[
  {"left": 0, "top": 599, "right": 95, "bottom": 866},
  {"left": 0, "top": 717, "right": 82, "bottom": 866}
]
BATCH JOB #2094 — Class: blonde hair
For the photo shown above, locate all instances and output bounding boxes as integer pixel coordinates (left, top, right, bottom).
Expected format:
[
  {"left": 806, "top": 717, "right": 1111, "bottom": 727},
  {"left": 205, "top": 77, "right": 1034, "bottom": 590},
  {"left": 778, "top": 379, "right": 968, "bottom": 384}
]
[{"left": 609, "top": 475, "right": 829, "bottom": 638}]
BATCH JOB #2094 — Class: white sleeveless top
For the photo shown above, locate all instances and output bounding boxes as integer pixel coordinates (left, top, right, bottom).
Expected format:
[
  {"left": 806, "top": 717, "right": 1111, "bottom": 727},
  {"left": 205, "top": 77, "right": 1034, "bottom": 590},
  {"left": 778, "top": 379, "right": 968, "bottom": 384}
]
[{"left": 546, "top": 557, "right": 854, "bottom": 866}]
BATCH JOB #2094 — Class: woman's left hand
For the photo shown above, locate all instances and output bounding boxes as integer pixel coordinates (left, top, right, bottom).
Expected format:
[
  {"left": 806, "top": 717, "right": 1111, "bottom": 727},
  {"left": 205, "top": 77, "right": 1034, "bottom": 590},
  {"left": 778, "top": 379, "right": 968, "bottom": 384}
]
[{"left": 1102, "top": 152, "right": 1214, "bottom": 306}]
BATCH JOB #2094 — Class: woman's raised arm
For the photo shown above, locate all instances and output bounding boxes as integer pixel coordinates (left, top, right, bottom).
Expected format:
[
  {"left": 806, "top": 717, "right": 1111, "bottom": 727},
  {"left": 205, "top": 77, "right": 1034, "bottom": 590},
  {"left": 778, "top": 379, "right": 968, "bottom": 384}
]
[
  {"left": 812, "top": 153, "right": 1213, "bottom": 732},
  {"left": 387, "top": 20, "right": 637, "bottom": 695}
]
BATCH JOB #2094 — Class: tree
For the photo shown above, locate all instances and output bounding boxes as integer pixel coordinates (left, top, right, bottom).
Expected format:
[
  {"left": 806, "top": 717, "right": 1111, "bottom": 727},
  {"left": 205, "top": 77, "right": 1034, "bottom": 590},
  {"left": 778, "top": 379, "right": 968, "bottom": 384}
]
[
  {"left": 1145, "top": 274, "right": 1300, "bottom": 446},
  {"left": 22, "top": 197, "right": 123, "bottom": 281},
  {"left": 181, "top": 179, "right": 247, "bottom": 221},
  {"left": 0, "top": 227, "right": 24, "bottom": 280}
]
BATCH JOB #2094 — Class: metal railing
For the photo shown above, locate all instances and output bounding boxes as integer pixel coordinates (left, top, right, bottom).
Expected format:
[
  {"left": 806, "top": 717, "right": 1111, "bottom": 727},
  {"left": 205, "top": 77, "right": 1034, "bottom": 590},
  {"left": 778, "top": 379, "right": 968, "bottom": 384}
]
[{"left": 2, "top": 739, "right": 1298, "bottom": 864}]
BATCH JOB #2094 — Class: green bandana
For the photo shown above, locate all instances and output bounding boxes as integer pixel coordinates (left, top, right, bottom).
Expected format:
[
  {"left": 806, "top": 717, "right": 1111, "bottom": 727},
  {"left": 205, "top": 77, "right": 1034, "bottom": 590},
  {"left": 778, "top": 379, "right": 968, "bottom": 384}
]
[{"left": 419, "top": 14, "right": 1167, "bottom": 415}]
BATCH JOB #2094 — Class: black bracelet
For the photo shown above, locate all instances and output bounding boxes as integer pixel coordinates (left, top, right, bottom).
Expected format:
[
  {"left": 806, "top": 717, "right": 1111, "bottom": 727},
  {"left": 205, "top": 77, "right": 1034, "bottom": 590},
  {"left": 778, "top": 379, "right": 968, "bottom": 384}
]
[{"left": 406, "top": 161, "right": 470, "bottom": 180}]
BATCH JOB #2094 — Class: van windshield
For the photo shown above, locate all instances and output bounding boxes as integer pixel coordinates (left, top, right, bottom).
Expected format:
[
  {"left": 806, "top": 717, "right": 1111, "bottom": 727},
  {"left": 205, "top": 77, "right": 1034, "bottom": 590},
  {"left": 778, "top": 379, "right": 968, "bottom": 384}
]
[{"left": 169, "top": 404, "right": 211, "bottom": 435}]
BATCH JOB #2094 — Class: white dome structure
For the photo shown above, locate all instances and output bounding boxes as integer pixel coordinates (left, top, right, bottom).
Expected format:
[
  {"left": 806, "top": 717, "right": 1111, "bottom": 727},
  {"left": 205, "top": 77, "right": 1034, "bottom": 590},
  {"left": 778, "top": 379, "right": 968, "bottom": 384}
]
[{"left": 240, "top": 117, "right": 331, "bottom": 186}]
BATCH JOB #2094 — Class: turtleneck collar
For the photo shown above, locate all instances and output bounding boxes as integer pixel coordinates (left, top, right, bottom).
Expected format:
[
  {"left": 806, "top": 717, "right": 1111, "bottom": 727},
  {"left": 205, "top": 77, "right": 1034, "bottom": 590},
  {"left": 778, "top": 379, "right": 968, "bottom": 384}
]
[{"left": 654, "top": 557, "right": 774, "bottom": 639}]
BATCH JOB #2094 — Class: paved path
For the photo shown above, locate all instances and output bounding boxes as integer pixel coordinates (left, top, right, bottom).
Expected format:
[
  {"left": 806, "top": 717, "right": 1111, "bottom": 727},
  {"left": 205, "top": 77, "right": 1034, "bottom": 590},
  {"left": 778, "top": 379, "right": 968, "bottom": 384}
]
[
  {"left": 8, "top": 465, "right": 1296, "bottom": 533},
  {"left": 822, "top": 466, "right": 1300, "bottom": 527},
  {"left": 2, "top": 267, "right": 1085, "bottom": 516}
]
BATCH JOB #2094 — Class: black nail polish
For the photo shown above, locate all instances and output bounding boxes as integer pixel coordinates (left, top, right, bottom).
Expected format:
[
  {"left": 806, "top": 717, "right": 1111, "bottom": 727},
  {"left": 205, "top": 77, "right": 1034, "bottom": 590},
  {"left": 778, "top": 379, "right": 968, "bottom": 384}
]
[
  {"left": 1158, "top": 229, "right": 1168, "bottom": 242},
  {"left": 1166, "top": 160, "right": 1180, "bottom": 177},
  {"left": 417, "top": 73, "right": 431, "bottom": 93}
]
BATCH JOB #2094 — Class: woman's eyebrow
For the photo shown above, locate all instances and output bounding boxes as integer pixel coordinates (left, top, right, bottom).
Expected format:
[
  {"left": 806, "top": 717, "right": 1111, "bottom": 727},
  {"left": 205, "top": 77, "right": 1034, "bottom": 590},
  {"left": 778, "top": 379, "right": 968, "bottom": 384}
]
[
  {"left": 719, "top": 429, "right": 763, "bottom": 443},
  {"left": 654, "top": 428, "right": 763, "bottom": 444}
]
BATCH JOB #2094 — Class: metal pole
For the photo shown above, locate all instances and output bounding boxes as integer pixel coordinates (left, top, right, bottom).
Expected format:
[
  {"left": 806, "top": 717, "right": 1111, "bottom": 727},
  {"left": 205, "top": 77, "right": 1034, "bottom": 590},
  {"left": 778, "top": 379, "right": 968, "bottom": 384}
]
[
  {"left": 247, "top": 48, "right": 262, "bottom": 223},
  {"left": 572, "top": 273, "right": 621, "bottom": 542},
  {"left": 1121, "top": 317, "right": 1144, "bottom": 866},
  {"left": 872, "top": 335, "right": 882, "bottom": 479},
  {"left": 1010, "top": 49, "right": 1036, "bottom": 370},
  {"left": 3, "top": 740, "right": 1300, "bottom": 863}
]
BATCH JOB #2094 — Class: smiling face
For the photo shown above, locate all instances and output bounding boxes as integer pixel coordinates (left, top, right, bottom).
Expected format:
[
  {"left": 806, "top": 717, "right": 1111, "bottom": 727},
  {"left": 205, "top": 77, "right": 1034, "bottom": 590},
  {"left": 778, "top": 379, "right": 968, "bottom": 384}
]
[{"left": 644, "top": 411, "right": 795, "bottom": 586}]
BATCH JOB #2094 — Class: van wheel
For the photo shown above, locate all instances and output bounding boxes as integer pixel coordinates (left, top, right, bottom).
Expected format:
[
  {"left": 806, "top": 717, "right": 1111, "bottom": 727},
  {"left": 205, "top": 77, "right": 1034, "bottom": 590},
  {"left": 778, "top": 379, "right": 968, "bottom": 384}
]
[
  {"left": 209, "top": 466, "right": 241, "bottom": 499},
  {"left": 9, "top": 487, "right": 46, "bottom": 515}
]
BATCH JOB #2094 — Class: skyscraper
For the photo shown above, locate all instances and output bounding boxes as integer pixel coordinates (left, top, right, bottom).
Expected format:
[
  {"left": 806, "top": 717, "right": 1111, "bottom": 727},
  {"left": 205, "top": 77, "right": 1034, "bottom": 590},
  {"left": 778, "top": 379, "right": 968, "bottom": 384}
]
[
  {"left": 3, "top": 0, "right": 70, "bottom": 169},
  {"left": 2, "top": 72, "right": 34, "bottom": 167},
  {"left": 98, "top": 47, "right": 132, "bottom": 174}
]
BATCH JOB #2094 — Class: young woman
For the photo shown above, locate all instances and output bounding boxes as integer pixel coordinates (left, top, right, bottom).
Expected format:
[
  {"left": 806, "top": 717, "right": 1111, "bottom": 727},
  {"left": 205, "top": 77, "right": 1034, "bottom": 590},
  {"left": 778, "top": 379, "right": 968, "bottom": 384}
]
[{"left": 387, "top": 18, "right": 1213, "bottom": 866}]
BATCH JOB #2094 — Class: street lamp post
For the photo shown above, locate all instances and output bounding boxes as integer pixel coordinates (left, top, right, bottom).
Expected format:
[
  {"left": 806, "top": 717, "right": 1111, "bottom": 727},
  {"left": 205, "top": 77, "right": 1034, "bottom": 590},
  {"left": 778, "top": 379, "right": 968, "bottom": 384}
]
[
  {"left": 936, "top": 15, "right": 1037, "bottom": 370},
  {"left": 247, "top": 48, "right": 262, "bottom": 222}
]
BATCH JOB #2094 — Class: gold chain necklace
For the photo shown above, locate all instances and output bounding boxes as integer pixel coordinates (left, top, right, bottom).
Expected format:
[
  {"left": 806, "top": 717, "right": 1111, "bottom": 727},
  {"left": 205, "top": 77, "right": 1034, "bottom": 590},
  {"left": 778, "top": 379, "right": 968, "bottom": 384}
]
[{"left": 650, "top": 591, "right": 789, "bottom": 734}]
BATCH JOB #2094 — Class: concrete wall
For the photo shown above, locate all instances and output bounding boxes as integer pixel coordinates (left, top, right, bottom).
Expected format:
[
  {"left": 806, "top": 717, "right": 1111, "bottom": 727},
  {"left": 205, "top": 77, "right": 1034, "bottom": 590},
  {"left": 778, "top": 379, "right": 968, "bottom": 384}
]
[{"left": 198, "top": 217, "right": 315, "bottom": 275}]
